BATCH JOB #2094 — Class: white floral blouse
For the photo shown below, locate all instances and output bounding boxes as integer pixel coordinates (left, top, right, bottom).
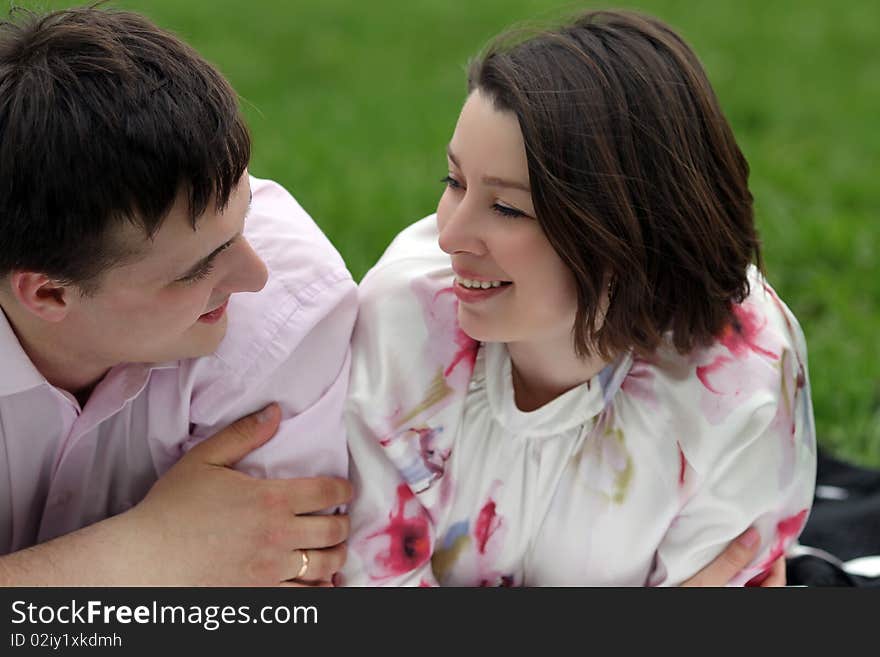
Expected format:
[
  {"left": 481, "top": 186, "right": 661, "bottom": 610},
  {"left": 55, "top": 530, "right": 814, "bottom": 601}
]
[{"left": 340, "top": 215, "right": 816, "bottom": 586}]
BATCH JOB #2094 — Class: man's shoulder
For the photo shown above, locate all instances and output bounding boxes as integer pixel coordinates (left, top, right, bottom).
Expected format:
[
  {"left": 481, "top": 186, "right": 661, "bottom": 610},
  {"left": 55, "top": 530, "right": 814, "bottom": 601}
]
[
  {"left": 187, "top": 177, "right": 356, "bottom": 382},
  {"left": 246, "top": 176, "right": 350, "bottom": 280},
  {"left": 244, "top": 175, "right": 355, "bottom": 309}
]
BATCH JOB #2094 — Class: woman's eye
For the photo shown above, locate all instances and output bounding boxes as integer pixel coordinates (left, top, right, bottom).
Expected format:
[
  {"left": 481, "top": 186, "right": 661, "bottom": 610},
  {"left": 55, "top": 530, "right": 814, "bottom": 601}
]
[
  {"left": 440, "top": 175, "right": 462, "bottom": 190},
  {"left": 493, "top": 203, "right": 525, "bottom": 218}
]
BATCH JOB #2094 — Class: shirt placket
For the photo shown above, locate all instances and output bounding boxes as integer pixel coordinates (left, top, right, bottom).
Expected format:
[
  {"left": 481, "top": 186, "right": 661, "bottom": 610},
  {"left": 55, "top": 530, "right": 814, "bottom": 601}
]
[{"left": 38, "top": 364, "right": 154, "bottom": 542}]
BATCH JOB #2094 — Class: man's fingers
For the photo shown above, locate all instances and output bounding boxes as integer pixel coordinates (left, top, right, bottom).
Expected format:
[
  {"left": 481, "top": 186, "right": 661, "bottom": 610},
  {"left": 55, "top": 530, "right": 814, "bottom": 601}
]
[
  {"left": 286, "top": 477, "right": 353, "bottom": 515},
  {"left": 188, "top": 404, "right": 282, "bottom": 467},
  {"left": 682, "top": 527, "right": 760, "bottom": 587},
  {"left": 286, "top": 544, "right": 348, "bottom": 584},
  {"left": 762, "top": 556, "right": 787, "bottom": 587},
  {"left": 280, "top": 580, "right": 334, "bottom": 588},
  {"left": 287, "top": 514, "right": 350, "bottom": 550}
]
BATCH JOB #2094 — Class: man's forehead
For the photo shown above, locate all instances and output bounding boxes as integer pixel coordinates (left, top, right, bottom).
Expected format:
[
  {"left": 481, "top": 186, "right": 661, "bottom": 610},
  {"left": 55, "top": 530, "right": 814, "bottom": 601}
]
[
  {"left": 98, "top": 208, "right": 206, "bottom": 279},
  {"left": 100, "top": 177, "right": 251, "bottom": 277}
]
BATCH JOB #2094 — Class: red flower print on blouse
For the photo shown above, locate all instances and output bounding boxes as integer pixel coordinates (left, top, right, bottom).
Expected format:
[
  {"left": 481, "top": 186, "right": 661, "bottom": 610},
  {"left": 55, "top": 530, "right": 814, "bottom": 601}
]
[
  {"left": 412, "top": 278, "right": 479, "bottom": 390},
  {"left": 475, "top": 498, "right": 502, "bottom": 555},
  {"left": 695, "top": 301, "right": 782, "bottom": 423},
  {"left": 365, "top": 483, "right": 433, "bottom": 580},
  {"left": 747, "top": 509, "right": 809, "bottom": 585}
]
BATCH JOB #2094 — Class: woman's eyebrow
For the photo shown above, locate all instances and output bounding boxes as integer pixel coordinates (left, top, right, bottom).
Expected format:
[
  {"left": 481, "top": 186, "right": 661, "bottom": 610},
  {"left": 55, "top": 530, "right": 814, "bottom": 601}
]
[{"left": 447, "top": 145, "right": 530, "bottom": 192}]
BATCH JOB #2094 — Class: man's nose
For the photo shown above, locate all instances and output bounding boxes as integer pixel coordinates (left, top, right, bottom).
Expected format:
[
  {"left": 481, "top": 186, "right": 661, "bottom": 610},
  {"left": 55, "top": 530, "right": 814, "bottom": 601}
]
[{"left": 217, "top": 237, "right": 269, "bottom": 293}]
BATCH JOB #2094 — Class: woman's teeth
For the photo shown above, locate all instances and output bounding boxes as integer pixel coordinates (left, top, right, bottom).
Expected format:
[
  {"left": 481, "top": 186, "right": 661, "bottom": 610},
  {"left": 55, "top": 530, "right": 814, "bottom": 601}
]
[{"left": 456, "top": 277, "right": 508, "bottom": 289}]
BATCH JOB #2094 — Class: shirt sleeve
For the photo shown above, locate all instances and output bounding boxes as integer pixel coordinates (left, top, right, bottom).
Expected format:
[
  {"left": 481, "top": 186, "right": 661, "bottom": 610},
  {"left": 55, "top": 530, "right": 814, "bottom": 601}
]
[
  {"left": 648, "top": 281, "right": 817, "bottom": 586},
  {"left": 179, "top": 177, "right": 357, "bottom": 483},
  {"left": 187, "top": 278, "right": 356, "bottom": 481}
]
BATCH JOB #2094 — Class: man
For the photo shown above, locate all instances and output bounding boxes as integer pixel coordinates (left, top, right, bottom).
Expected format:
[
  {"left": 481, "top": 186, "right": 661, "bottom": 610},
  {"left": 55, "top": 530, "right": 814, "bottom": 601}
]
[
  {"left": 0, "top": 6, "right": 353, "bottom": 585},
  {"left": 0, "top": 5, "right": 777, "bottom": 587}
]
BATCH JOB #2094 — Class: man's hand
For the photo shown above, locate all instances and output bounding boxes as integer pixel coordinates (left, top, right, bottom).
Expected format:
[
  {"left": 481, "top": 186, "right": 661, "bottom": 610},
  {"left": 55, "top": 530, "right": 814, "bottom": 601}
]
[
  {"left": 681, "top": 528, "right": 786, "bottom": 587},
  {"left": 0, "top": 404, "right": 351, "bottom": 586},
  {"left": 124, "top": 403, "right": 351, "bottom": 585}
]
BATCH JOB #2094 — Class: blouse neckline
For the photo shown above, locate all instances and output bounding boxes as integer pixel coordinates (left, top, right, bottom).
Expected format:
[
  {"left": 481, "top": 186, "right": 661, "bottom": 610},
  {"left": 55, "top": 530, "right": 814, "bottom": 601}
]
[{"left": 481, "top": 341, "right": 634, "bottom": 437}]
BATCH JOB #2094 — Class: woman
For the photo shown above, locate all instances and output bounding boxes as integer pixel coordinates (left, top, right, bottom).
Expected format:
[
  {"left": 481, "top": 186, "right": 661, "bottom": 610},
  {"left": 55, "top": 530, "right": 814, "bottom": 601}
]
[{"left": 340, "top": 10, "right": 815, "bottom": 586}]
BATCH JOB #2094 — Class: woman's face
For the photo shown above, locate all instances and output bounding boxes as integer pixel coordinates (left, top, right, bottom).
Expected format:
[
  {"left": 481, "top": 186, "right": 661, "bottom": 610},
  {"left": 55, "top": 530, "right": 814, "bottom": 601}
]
[{"left": 437, "top": 89, "right": 579, "bottom": 348}]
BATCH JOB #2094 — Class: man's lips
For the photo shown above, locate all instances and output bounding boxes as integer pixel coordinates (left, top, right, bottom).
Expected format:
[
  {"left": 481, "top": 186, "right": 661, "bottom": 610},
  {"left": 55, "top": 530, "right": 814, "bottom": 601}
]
[{"left": 198, "top": 299, "right": 229, "bottom": 323}]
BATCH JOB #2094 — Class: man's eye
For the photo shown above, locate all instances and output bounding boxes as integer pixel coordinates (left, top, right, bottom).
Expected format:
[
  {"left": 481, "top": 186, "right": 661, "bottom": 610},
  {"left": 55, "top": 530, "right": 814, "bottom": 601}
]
[
  {"left": 177, "top": 239, "right": 235, "bottom": 284},
  {"left": 179, "top": 263, "right": 214, "bottom": 284}
]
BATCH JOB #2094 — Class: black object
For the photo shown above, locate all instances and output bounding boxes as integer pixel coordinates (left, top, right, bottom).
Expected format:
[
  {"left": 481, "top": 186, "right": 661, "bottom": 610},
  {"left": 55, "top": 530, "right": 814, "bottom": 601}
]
[{"left": 787, "top": 448, "right": 880, "bottom": 587}]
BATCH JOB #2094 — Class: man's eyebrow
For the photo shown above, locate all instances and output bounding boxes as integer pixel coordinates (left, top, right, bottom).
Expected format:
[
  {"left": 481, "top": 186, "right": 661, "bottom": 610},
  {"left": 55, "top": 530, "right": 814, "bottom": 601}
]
[
  {"left": 178, "top": 189, "right": 252, "bottom": 279},
  {"left": 446, "top": 145, "right": 531, "bottom": 193},
  {"left": 178, "top": 236, "right": 236, "bottom": 279}
]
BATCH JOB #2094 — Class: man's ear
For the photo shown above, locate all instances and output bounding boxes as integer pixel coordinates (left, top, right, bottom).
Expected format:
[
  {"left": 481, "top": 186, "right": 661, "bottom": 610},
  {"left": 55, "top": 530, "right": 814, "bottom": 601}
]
[{"left": 8, "top": 271, "right": 75, "bottom": 322}]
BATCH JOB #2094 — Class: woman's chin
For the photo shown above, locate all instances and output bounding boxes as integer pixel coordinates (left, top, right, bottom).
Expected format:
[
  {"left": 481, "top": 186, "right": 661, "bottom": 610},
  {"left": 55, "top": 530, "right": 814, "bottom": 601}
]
[{"left": 458, "top": 316, "right": 502, "bottom": 344}]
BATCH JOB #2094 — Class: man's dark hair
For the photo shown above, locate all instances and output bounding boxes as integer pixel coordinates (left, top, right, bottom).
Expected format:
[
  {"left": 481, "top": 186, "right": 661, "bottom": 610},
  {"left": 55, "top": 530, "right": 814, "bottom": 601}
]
[
  {"left": 469, "top": 10, "right": 762, "bottom": 359},
  {"left": 0, "top": 5, "right": 250, "bottom": 289}
]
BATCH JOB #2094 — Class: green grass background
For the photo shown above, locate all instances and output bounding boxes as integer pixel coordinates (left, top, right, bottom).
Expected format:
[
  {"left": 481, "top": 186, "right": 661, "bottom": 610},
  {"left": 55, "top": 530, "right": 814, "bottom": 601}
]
[{"left": 19, "top": 0, "right": 880, "bottom": 465}]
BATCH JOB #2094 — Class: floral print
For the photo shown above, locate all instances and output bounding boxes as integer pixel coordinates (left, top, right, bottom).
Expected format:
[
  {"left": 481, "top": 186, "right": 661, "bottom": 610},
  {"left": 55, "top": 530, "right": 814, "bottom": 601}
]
[{"left": 342, "top": 216, "right": 816, "bottom": 586}]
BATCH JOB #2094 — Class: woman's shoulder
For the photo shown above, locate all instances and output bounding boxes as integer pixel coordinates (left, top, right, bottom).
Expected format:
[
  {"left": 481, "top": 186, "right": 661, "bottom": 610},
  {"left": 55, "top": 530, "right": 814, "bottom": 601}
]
[
  {"left": 641, "top": 267, "right": 807, "bottom": 392},
  {"left": 354, "top": 214, "right": 458, "bottom": 344},
  {"left": 624, "top": 267, "right": 813, "bottom": 468},
  {"left": 685, "top": 266, "right": 810, "bottom": 404},
  {"left": 359, "top": 214, "right": 449, "bottom": 301},
  {"left": 348, "top": 214, "right": 478, "bottom": 435}
]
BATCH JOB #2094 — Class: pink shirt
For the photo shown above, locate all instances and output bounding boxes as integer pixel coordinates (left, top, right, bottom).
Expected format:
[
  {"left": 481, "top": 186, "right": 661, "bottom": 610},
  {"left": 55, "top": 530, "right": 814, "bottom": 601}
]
[{"left": 0, "top": 176, "right": 357, "bottom": 553}]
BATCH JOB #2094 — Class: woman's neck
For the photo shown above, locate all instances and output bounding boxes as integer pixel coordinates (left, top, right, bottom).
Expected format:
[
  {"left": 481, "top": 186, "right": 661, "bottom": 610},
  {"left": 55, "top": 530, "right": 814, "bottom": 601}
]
[{"left": 506, "top": 337, "right": 610, "bottom": 412}]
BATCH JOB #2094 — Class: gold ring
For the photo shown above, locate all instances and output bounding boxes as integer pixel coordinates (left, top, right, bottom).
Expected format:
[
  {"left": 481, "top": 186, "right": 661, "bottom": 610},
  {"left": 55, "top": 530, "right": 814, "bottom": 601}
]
[{"left": 295, "top": 549, "right": 310, "bottom": 580}]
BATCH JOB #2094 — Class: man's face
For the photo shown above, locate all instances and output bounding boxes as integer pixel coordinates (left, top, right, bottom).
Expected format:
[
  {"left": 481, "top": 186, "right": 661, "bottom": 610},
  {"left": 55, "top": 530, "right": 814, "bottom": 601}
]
[{"left": 63, "top": 173, "right": 268, "bottom": 366}]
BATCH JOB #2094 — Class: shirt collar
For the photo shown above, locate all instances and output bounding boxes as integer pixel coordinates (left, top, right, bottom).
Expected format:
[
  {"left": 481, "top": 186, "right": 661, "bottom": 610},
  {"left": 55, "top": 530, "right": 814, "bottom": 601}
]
[
  {"left": 0, "top": 306, "right": 178, "bottom": 399},
  {"left": 0, "top": 306, "right": 48, "bottom": 396}
]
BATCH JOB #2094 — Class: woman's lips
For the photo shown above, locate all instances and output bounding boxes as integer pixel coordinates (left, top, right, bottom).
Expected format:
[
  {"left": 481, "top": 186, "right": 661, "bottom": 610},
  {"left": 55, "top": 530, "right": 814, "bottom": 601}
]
[
  {"left": 198, "top": 299, "right": 229, "bottom": 324},
  {"left": 452, "top": 280, "right": 512, "bottom": 304}
]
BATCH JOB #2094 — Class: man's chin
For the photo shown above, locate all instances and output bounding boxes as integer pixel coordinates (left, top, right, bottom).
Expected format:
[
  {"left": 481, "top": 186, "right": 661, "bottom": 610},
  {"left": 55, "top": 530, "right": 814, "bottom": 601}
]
[{"left": 168, "top": 315, "right": 230, "bottom": 361}]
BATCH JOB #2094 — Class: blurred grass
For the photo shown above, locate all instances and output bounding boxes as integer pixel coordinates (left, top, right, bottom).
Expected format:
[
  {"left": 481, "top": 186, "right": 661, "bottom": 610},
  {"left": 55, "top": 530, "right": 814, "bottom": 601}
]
[{"left": 21, "top": 0, "right": 880, "bottom": 466}]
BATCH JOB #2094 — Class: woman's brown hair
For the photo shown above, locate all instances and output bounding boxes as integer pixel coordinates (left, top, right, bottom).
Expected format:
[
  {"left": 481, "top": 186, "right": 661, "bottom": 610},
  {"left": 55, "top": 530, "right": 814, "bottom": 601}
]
[{"left": 468, "top": 10, "right": 762, "bottom": 359}]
